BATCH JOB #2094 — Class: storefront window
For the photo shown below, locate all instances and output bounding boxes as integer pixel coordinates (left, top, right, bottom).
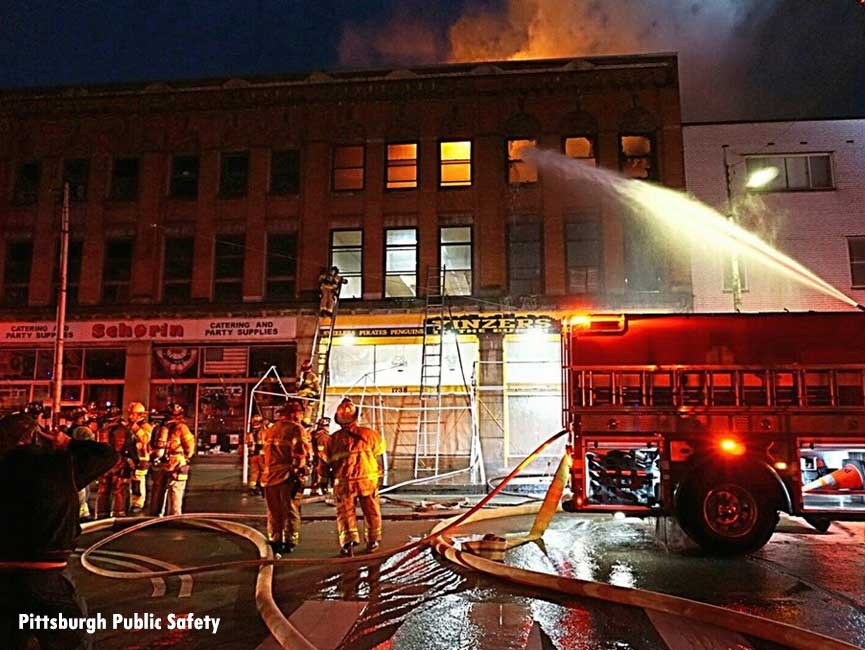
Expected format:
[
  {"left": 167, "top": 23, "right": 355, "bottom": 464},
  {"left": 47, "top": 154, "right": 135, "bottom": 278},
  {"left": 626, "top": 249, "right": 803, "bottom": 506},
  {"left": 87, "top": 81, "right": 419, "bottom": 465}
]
[
  {"left": 0, "top": 349, "right": 36, "bottom": 380},
  {"left": 153, "top": 347, "right": 200, "bottom": 379},
  {"left": 199, "top": 385, "right": 246, "bottom": 451},
  {"left": 249, "top": 346, "right": 296, "bottom": 381},
  {"left": 84, "top": 349, "right": 125, "bottom": 379}
]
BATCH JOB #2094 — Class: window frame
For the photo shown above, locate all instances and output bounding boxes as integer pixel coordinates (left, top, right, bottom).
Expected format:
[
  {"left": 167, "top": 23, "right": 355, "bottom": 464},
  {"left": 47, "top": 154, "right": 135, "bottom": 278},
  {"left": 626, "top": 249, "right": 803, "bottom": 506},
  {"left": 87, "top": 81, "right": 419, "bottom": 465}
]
[
  {"left": 63, "top": 158, "right": 90, "bottom": 203},
  {"left": 162, "top": 236, "right": 195, "bottom": 305},
  {"left": 385, "top": 142, "right": 419, "bottom": 191},
  {"left": 564, "top": 218, "right": 602, "bottom": 295},
  {"left": 330, "top": 229, "right": 363, "bottom": 300},
  {"left": 848, "top": 236, "right": 865, "bottom": 289},
  {"left": 507, "top": 222, "right": 544, "bottom": 297},
  {"left": 744, "top": 153, "right": 835, "bottom": 192},
  {"left": 109, "top": 157, "right": 140, "bottom": 202},
  {"left": 383, "top": 227, "right": 419, "bottom": 299},
  {"left": 562, "top": 135, "right": 598, "bottom": 166},
  {"left": 439, "top": 225, "right": 473, "bottom": 297},
  {"left": 269, "top": 149, "right": 301, "bottom": 195},
  {"left": 332, "top": 145, "right": 365, "bottom": 192},
  {"left": 219, "top": 151, "right": 250, "bottom": 199},
  {"left": 3, "top": 240, "right": 33, "bottom": 306},
  {"left": 102, "top": 238, "right": 134, "bottom": 305},
  {"left": 619, "top": 133, "right": 657, "bottom": 181},
  {"left": 169, "top": 154, "right": 200, "bottom": 200},
  {"left": 265, "top": 232, "right": 298, "bottom": 301},
  {"left": 13, "top": 161, "right": 41, "bottom": 206},
  {"left": 212, "top": 234, "right": 245, "bottom": 303},
  {"left": 438, "top": 139, "right": 473, "bottom": 189},
  {"left": 506, "top": 138, "right": 539, "bottom": 185}
]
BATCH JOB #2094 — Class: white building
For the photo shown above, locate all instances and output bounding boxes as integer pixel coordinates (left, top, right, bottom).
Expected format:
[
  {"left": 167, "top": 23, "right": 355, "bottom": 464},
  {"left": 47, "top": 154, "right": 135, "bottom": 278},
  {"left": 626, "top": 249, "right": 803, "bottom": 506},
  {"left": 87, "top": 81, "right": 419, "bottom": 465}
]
[{"left": 683, "top": 118, "right": 865, "bottom": 312}]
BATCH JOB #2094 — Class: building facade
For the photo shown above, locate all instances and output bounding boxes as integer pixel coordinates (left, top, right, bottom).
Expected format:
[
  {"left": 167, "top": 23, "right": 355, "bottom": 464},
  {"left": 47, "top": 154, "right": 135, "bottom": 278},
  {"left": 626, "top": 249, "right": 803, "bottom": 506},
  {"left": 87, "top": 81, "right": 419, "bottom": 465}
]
[
  {"left": 0, "top": 55, "right": 687, "bottom": 477},
  {"left": 683, "top": 118, "right": 865, "bottom": 313}
]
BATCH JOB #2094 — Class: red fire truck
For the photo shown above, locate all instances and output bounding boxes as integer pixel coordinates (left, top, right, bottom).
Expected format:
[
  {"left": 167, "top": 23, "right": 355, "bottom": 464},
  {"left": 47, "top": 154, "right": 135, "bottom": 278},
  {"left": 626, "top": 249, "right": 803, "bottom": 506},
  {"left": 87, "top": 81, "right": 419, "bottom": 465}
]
[{"left": 561, "top": 312, "right": 865, "bottom": 555}]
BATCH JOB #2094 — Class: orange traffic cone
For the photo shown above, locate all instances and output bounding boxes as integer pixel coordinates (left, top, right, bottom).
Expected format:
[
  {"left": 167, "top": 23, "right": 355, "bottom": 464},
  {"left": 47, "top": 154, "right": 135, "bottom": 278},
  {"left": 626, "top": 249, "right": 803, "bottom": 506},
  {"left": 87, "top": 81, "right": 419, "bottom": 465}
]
[{"left": 803, "top": 463, "right": 864, "bottom": 492}]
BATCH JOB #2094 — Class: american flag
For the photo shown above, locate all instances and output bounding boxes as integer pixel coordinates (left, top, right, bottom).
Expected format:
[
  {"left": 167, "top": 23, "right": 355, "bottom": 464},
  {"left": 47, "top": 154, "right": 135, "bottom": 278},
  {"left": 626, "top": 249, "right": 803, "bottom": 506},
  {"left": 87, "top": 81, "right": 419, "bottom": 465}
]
[{"left": 203, "top": 347, "right": 248, "bottom": 375}]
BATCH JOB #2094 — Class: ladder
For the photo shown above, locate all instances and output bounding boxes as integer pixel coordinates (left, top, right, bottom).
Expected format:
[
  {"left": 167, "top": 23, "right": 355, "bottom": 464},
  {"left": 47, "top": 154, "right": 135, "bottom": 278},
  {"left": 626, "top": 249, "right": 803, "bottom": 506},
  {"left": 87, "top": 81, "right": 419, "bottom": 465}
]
[
  {"left": 307, "top": 285, "right": 342, "bottom": 421},
  {"left": 414, "top": 267, "right": 445, "bottom": 477}
]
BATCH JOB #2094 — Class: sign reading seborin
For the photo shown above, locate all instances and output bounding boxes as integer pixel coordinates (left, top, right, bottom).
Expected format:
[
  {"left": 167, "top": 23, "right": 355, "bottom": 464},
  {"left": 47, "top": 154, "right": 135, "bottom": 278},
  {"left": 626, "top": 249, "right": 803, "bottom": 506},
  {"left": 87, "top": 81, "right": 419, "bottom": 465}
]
[{"left": 0, "top": 317, "right": 296, "bottom": 344}]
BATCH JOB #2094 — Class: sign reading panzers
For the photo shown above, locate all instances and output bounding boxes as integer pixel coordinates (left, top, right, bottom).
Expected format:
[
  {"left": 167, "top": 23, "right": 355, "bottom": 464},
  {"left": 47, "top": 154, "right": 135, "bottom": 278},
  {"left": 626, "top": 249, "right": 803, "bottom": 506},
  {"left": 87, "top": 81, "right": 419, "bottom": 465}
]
[{"left": 426, "top": 313, "right": 559, "bottom": 335}]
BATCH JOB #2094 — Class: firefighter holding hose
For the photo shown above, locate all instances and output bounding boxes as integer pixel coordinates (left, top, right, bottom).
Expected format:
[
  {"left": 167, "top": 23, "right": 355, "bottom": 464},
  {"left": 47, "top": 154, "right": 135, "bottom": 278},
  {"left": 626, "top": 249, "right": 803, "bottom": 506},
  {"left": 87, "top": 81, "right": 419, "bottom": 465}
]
[{"left": 330, "top": 398, "right": 386, "bottom": 556}]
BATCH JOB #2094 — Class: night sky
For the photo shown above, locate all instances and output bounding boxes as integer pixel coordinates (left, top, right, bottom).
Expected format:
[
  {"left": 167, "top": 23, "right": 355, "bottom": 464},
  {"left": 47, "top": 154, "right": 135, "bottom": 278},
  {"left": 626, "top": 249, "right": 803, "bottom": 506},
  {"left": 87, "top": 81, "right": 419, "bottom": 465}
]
[{"left": 1, "top": 0, "right": 863, "bottom": 122}]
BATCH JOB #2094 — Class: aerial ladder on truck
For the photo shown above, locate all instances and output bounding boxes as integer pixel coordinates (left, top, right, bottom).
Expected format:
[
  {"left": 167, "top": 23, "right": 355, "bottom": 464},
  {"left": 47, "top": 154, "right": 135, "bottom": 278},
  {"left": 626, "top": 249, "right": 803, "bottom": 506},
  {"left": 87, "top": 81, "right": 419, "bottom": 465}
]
[{"left": 303, "top": 278, "right": 344, "bottom": 423}]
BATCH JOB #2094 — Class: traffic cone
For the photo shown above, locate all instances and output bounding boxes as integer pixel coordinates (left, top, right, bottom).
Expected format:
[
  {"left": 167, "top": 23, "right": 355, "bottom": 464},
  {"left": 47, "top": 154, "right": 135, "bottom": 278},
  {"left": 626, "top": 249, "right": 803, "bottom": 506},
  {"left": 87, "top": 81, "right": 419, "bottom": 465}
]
[{"left": 803, "top": 462, "right": 864, "bottom": 492}]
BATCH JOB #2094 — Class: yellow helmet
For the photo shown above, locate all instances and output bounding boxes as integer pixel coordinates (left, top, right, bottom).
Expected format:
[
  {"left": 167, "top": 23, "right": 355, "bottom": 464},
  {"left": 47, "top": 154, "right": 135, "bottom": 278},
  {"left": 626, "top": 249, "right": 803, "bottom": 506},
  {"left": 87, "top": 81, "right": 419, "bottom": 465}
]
[
  {"left": 128, "top": 401, "right": 147, "bottom": 416},
  {"left": 334, "top": 398, "right": 359, "bottom": 426}
]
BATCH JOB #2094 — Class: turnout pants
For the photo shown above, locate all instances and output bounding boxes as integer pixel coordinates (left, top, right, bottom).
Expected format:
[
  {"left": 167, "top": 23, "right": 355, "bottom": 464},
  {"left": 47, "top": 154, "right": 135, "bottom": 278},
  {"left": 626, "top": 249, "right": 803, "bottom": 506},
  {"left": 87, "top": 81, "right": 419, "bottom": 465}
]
[
  {"left": 263, "top": 480, "right": 302, "bottom": 545},
  {"left": 335, "top": 484, "right": 382, "bottom": 548},
  {"left": 247, "top": 455, "right": 263, "bottom": 489},
  {"left": 95, "top": 475, "right": 128, "bottom": 518},
  {"left": 149, "top": 469, "right": 189, "bottom": 516},
  {"left": 130, "top": 468, "right": 148, "bottom": 510}
]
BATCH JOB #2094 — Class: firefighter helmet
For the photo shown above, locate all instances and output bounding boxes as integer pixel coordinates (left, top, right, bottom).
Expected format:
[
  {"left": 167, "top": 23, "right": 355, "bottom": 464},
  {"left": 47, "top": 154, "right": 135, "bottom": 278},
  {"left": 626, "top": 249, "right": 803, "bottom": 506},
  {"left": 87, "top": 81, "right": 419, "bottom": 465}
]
[
  {"left": 317, "top": 416, "right": 331, "bottom": 428},
  {"left": 0, "top": 413, "right": 38, "bottom": 455},
  {"left": 70, "top": 407, "right": 88, "bottom": 423},
  {"left": 301, "top": 359, "right": 312, "bottom": 371},
  {"left": 251, "top": 415, "right": 264, "bottom": 429},
  {"left": 168, "top": 403, "right": 185, "bottom": 418},
  {"left": 128, "top": 401, "right": 147, "bottom": 421},
  {"left": 334, "top": 398, "right": 359, "bottom": 426}
]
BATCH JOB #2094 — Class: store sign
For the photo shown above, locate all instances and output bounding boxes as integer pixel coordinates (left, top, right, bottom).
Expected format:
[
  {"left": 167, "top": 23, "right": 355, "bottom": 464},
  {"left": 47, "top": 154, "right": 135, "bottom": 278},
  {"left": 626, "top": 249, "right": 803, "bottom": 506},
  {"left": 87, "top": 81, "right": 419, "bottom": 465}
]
[
  {"left": 427, "top": 313, "right": 560, "bottom": 335},
  {"left": 0, "top": 317, "right": 296, "bottom": 344}
]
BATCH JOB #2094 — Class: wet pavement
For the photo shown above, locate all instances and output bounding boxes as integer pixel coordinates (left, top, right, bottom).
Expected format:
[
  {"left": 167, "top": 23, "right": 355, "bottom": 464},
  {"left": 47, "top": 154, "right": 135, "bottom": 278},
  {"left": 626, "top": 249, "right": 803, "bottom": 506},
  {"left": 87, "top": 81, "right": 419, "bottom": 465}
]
[{"left": 67, "top": 461, "right": 865, "bottom": 649}]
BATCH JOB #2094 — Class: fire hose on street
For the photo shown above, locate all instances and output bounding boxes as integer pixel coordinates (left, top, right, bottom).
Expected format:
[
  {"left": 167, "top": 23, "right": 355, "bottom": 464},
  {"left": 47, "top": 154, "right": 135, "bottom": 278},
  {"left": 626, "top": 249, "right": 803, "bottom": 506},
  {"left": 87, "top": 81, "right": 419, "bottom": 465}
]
[{"left": 81, "top": 429, "right": 862, "bottom": 650}]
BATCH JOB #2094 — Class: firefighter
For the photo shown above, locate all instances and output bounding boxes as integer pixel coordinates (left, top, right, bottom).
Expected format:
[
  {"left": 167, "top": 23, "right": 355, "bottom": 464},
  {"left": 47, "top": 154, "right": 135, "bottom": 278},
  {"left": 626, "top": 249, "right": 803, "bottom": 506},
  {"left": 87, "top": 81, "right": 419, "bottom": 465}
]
[
  {"left": 310, "top": 416, "right": 333, "bottom": 496},
  {"left": 245, "top": 414, "right": 267, "bottom": 495},
  {"left": 260, "top": 400, "right": 311, "bottom": 555},
  {"left": 95, "top": 423, "right": 137, "bottom": 518},
  {"left": 330, "top": 398, "right": 386, "bottom": 556},
  {"left": 318, "top": 265, "right": 346, "bottom": 317},
  {"left": 127, "top": 401, "right": 153, "bottom": 514},
  {"left": 297, "top": 360, "right": 321, "bottom": 422},
  {"left": 148, "top": 403, "right": 196, "bottom": 517},
  {"left": 70, "top": 408, "right": 95, "bottom": 520}
]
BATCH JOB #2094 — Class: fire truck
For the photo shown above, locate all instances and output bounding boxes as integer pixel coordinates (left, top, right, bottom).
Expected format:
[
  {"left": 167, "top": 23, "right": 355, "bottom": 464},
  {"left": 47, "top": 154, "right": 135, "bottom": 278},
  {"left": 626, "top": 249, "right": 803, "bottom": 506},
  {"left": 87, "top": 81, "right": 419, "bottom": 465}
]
[{"left": 561, "top": 312, "right": 865, "bottom": 555}]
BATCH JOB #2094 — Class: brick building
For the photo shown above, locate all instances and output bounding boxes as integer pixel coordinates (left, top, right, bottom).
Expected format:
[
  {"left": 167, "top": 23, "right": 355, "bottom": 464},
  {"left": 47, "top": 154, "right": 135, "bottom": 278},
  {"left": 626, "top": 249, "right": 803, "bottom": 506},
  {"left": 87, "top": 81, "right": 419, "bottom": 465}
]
[
  {"left": 0, "top": 55, "right": 687, "bottom": 477},
  {"left": 683, "top": 118, "right": 865, "bottom": 313}
]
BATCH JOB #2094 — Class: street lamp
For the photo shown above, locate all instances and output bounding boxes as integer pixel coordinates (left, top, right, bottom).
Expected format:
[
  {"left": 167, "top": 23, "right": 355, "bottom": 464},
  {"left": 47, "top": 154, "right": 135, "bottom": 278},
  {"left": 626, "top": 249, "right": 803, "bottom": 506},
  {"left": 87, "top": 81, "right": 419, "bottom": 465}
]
[{"left": 722, "top": 146, "right": 778, "bottom": 311}]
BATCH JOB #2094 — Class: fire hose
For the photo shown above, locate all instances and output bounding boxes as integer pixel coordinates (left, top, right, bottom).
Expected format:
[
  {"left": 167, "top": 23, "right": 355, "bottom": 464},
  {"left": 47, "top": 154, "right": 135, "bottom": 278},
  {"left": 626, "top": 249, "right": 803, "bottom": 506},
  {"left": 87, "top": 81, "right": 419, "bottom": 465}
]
[{"left": 80, "top": 429, "right": 862, "bottom": 650}]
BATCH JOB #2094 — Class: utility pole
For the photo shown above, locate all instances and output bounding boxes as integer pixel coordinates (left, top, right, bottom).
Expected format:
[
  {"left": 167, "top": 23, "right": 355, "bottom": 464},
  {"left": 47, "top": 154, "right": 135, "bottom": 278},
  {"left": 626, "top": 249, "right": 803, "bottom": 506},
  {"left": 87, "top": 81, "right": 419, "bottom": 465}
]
[
  {"left": 722, "top": 145, "right": 743, "bottom": 312},
  {"left": 51, "top": 182, "right": 70, "bottom": 428}
]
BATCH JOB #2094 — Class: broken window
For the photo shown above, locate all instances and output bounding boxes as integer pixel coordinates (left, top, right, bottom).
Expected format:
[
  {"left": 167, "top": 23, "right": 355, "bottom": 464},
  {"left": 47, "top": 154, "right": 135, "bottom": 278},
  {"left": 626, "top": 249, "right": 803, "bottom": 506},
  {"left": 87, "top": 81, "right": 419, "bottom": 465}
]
[{"left": 507, "top": 139, "right": 538, "bottom": 184}]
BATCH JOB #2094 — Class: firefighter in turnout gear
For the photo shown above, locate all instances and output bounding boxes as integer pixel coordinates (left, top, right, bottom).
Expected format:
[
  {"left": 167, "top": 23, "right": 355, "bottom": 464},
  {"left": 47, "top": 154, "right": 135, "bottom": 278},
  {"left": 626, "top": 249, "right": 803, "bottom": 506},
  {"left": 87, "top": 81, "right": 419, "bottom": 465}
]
[
  {"left": 330, "top": 398, "right": 386, "bottom": 556},
  {"left": 95, "top": 423, "right": 137, "bottom": 518},
  {"left": 297, "top": 360, "right": 321, "bottom": 423},
  {"left": 70, "top": 407, "right": 96, "bottom": 520},
  {"left": 148, "top": 403, "right": 196, "bottom": 516},
  {"left": 260, "top": 400, "right": 311, "bottom": 555},
  {"left": 310, "top": 417, "right": 333, "bottom": 495},
  {"left": 127, "top": 401, "right": 152, "bottom": 513},
  {"left": 245, "top": 414, "right": 268, "bottom": 495},
  {"left": 318, "top": 265, "right": 346, "bottom": 317}
]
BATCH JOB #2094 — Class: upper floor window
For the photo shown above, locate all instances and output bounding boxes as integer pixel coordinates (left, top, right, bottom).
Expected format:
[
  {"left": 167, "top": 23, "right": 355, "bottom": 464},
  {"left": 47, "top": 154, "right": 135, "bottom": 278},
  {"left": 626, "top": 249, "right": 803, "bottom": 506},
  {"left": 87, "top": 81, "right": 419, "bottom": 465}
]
[
  {"left": 266, "top": 233, "right": 297, "bottom": 301},
  {"left": 270, "top": 150, "right": 300, "bottom": 195},
  {"left": 102, "top": 239, "right": 133, "bottom": 304},
  {"left": 63, "top": 158, "right": 90, "bottom": 202},
  {"left": 620, "top": 135, "right": 656, "bottom": 180},
  {"left": 3, "top": 241, "right": 33, "bottom": 306},
  {"left": 384, "top": 228, "right": 418, "bottom": 298},
  {"left": 332, "top": 145, "right": 364, "bottom": 191},
  {"left": 564, "top": 136, "right": 597, "bottom": 166},
  {"left": 849, "top": 237, "right": 865, "bottom": 289},
  {"left": 330, "top": 230, "right": 363, "bottom": 300},
  {"left": 722, "top": 255, "right": 749, "bottom": 293},
  {"left": 508, "top": 223, "right": 543, "bottom": 296},
  {"left": 220, "top": 151, "right": 249, "bottom": 198},
  {"left": 13, "top": 161, "right": 41, "bottom": 206},
  {"left": 170, "top": 155, "right": 199, "bottom": 199},
  {"left": 386, "top": 143, "right": 418, "bottom": 190},
  {"left": 440, "top": 226, "right": 472, "bottom": 296},
  {"left": 213, "top": 235, "right": 244, "bottom": 303},
  {"left": 439, "top": 141, "right": 472, "bottom": 187},
  {"left": 110, "top": 157, "right": 140, "bottom": 201},
  {"left": 507, "top": 139, "right": 538, "bottom": 184},
  {"left": 745, "top": 154, "right": 833, "bottom": 192},
  {"left": 163, "top": 237, "right": 194, "bottom": 305},
  {"left": 566, "top": 219, "right": 601, "bottom": 294},
  {"left": 53, "top": 240, "right": 83, "bottom": 306}
]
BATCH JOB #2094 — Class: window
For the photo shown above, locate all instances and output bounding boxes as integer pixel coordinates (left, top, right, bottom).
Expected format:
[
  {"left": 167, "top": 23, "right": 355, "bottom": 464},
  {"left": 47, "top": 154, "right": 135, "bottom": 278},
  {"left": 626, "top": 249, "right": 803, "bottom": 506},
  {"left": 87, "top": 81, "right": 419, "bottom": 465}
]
[
  {"left": 213, "top": 235, "right": 244, "bottom": 302},
  {"left": 620, "top": 135, "right": 656, "bottom": 180},
  {"left": 849, "top": 237, "right": 865, "bottom": 288},
  {"left": 565, "top": 220, "right": 601, "bottom": 294},
  {"left": 163, "top": 237, "right": 194, "bottom": 304},
  {"left": 332, "top": 145, "right": 364, "bottom": 191},
  {"left": 330, "top": 230, "right": 363, "bottom": 299},
  {"left": 508, "top": 223, "right": 543, "bottom": 296},
  {"left": 220, "top": 152, "right": 249, "bottom": 198},
  {"left": 624, "top": 214, "right": 665, "bottom": 292},
  {"left": 440, "top": 226, "right": 472, "bottom": 296},
  {"left": 266, "top": 233, "right": 297, "bottom": 301},
  {"left": 84, "top": 349, "right": 126, "bottom": 380},
  {"left": 745, "top": 154, "right": 833, "bottom": 192},
  {"left": 102, "top": 239, "right": 133, "bottom": 304},
  {"left": 384, "top": 228, "right": 417, "bottom": 298},
  {"left": 13, "top": 161, "right": 40, "bottom": 205},
  {"left": 110, "top": 157, "right": 140, "bottom": 201},
  {"left": 564, "top": 136, "right": 597, "bottom": 166},
  {"left": 270, "top": 150, "right": 300, "bottom": 195},
  {"left": 507, "top": 139, "right": 538, "bottom": 184},
  {"left": 63, "top": 158, "right": 90, "bottom": 202},
  {"left": 170, "top": 155, "right": 199, "bottom": 199},
  {"left": 52, "top": 240, "right": 83, "bottom": 306},
  {"left": 3, "top": 241, "right": 32, "bottom": 306},
  {"left": 386, "top": 143, "right": 418, "bottom": 189},
  {"left": 722, "top": 255, "right": 749, "bottom": 292},
  {"left": 439, "top": 141, "right": 472, "bottom": 187}
]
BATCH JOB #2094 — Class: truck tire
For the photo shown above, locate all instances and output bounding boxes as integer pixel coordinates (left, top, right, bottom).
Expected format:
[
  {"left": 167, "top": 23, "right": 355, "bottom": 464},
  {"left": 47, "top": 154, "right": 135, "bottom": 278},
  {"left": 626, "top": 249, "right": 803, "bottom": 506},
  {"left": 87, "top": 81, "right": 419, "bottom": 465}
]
[
  {"left": 675, "top": 467, "right": 779, "bottom": 555},
  {"left": 803, "top": 515, "right": 831, "bottom": 533}
]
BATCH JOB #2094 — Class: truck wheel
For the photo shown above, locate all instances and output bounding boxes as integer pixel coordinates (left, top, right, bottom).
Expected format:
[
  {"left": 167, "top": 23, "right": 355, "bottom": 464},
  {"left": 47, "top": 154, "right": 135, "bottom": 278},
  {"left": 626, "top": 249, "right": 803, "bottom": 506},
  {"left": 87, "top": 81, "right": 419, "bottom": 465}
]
[
  {"left": 804, "top": 515, "right": 831, "bottom": 533},
  {"left": 675, "top": 470, "right": 779, "bottom": 555}
]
